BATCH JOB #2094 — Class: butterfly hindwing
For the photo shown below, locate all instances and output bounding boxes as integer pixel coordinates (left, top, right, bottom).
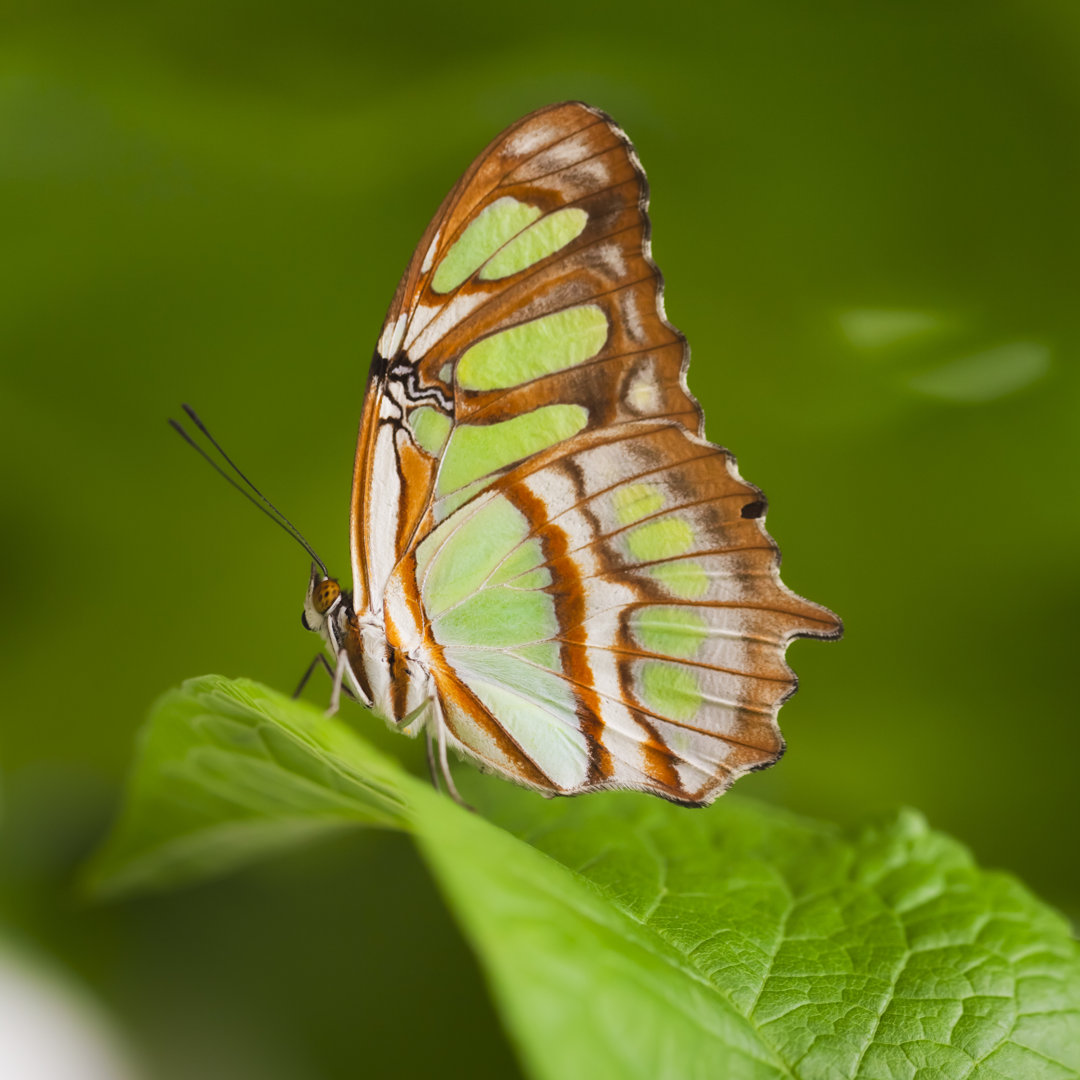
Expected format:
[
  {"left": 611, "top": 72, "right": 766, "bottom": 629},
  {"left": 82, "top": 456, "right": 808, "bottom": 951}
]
[
  {"left": 351, "top": 101, "right": 841, "bottom": 804},
  {"left": 408, "top": 421, "right": 837, "bottom": 802}
]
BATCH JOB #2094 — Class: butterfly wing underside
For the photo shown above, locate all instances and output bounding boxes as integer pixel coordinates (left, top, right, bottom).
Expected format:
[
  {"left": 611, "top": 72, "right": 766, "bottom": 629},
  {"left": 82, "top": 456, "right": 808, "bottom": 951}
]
[{"left": 351, "top": 101, "right": 840, "bottom": 805}]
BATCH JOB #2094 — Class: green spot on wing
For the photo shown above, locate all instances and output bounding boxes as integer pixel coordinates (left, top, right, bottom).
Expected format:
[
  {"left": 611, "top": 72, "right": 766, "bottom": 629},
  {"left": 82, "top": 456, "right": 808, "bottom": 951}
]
[
  {"left": 488, "top": 538, "right": 548, "bottom": 587},
  {"left": 612, "top": 483, "right": 665, "bottom": 525},
  {"left": 433, "top": 587, "right": 558, "bottom": 648},
  {"left": 632, "top": 607, "right": 709, "bottom": 659},
  {"left": 443, "top": 649, "right": 587, "bottom": 790},
  {"left": 420, "top": 496, "right": 530, "bottom": 616},
  {"left": 434, "top": 476, "right": 492, "bottom": 521},
  {"left": 648, "top": 560, "right": 709, "bottom": 599},
  {"left": 626, "top": 517, "right": 695, "bottom": 562},
  {"left": 508, "top": 567, "right": 553, "bottom": 590},
  {"left": 409, "top": 406, "right": 452, "bottom": 455},
  {"left": 450, "top": 650, "right": 574, "bottom": 720},
  {"left": 480, "top": 207, "right": 589, "bottom": 281},
  {"left": 456, "top": 306, "right": 608, "bottom": 391},
  {"left": 437, "top": 404, "right": 588, "bottom": 495},
  {"left": 509, "top": 640, "right": 562, "bottom": 671},
  {"left": 640, "top": 661, "right": 702, "bottom": 721},
  {"left": 432, "top": 197, "right": 541, "bottom": 293}
]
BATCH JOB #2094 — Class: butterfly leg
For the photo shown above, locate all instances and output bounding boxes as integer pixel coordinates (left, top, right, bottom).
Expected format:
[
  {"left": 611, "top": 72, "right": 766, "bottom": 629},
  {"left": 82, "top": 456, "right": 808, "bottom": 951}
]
[
  {"left": 293, "top": 652, "right": 359, "bottom": 707},
  {"left": 432, "top": 698, "right": 474, "bottom": 812},
  {"left": 293, "top": 653, "right": 332, "bottom": 698},
  {"left": 425, "top": 729, "right": 440, "bottom": 790},
  {"left": 326, "top": 648, "right": 348, "bottom": 717}
]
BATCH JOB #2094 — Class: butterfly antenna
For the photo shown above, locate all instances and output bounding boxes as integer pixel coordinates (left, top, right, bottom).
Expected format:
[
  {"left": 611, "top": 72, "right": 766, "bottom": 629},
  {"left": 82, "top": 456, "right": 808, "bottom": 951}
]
[{"left": 170, "top": 406, "right": 331, "bottom": 578}]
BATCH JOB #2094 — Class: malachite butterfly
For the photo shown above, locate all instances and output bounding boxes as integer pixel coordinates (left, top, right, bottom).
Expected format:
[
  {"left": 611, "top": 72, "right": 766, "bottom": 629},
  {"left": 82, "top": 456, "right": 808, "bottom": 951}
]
[{"left": 296, "top": 101, "right": 842, "bottom": 806}]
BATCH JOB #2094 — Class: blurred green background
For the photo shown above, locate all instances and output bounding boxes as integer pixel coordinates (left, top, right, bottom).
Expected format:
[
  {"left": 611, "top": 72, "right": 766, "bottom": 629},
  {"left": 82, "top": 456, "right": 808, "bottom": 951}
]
[{"left": 3, "top": 1, "right": 1078, "bottom": 1076}]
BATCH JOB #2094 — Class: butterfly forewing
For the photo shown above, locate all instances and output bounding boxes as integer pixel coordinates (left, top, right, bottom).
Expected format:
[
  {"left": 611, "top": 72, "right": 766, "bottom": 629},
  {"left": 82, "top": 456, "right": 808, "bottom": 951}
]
[
  {"left": 353, "top": 104, "right": 697, "bottom": 592},
  {"left": 351, "top": 101, "right": 840, "bottom": 804}
]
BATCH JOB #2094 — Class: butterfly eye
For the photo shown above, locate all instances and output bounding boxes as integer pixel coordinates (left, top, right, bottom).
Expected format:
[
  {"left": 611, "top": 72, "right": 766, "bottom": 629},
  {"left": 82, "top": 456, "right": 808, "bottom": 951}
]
[{"left": 312, "top": 578, "right": 341, "bottom": 614}]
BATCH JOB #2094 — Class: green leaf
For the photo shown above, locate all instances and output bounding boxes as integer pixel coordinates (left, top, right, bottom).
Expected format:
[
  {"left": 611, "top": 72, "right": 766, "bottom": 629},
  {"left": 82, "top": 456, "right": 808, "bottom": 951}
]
[
  {"left": 86, "top": 675, "right": 411, "bottom": 896},
  {"left": 90, "top": 678, "right": 1080, "bottom": 1078},
  {"left": 458, "top": 788, "right": 1080, "bottom": 1079}
]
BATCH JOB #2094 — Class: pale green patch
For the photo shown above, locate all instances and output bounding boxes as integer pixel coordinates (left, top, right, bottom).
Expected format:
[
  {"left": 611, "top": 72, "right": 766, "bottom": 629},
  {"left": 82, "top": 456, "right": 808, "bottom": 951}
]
[
  {"left": 438, "top": 362, "right": 454, "bottom": 383},
  {"left": 506, "top": 567, "right": 552, "bottom": 590},
  {"left": 432, "top": 197, "right": 541, "bottom": 293},
  {"left": 446, "top": 649, "right": 587, "bottom": 789},
  {"left": 420, "top": 496, "right": 529, "bottom": 616},
  {"left": 408, "top": 406, "right": 451, "bottom": 456},
  {"left": 452, "top": 650, "right": 575, "bottom": 720},
  {"left": 467, "top": 676, "right": 584, "bottom": 788},
  {"left": 625, "top": 516, "right": 695, "bottom": 562},
  {"left": 437, "top": 404, "right": 588, "bottom": 495},
  {"left": 640, "top": 661, "right": 702, "bottom": 722},
  {"left": 612, "top": 483, "right": 665, "bottom": 526},
  {"left": 837, "top": 308, "right": 949, "bottom": 350},
  {"left": 434, "top": 476, "right": 492, "bottom": 520},
  {"left": 632, "top": 607, "right": 709, "bottom": 659},
  {"left": 489, "top": 537, "right": 547, "bottom": 587},
  {"left": 456, "top": 306, "right": 608, "bottom": 391},
  {"left": 648, "top": 560, "right": 709, "bottom": 599},
  {"left": 510, "top": 641, "right": 561, "bottom": 671},
  {"left": 908, "top": 341, "right": 1050, "bottom": 402},
  {"left": 433, "top": 588, "right": 558, "bottom": 649},
  {"left": 415, "top": 514, "right": 456, "bottom": 584},
  {"left": 480, "top": 207, "right": 589, "bottom": 281}
]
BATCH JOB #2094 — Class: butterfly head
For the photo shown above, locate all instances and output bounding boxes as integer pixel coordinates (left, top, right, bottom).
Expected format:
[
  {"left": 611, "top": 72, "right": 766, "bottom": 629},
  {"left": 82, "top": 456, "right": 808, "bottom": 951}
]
[{"left": 301, "top": 562, "right": 344, "bottom": 634}]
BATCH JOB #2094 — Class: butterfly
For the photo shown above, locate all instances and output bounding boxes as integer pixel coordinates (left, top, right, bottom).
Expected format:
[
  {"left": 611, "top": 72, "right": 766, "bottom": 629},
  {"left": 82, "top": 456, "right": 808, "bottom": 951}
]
[{"left": 298, "top": 101, "right": 842, "bottom": 806}]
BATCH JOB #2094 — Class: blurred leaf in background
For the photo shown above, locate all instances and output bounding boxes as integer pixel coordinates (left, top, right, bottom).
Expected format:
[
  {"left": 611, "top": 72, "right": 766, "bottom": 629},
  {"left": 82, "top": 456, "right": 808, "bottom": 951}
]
[{"left": 3, "top": 0, "right": 1078, "bottom": 1076}]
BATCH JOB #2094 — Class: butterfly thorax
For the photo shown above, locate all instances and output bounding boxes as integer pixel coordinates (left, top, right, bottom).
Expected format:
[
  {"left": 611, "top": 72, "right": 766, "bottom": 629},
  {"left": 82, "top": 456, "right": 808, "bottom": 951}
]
[{"left": 302, "top": 563, "right": 435, "bottom": 736}]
